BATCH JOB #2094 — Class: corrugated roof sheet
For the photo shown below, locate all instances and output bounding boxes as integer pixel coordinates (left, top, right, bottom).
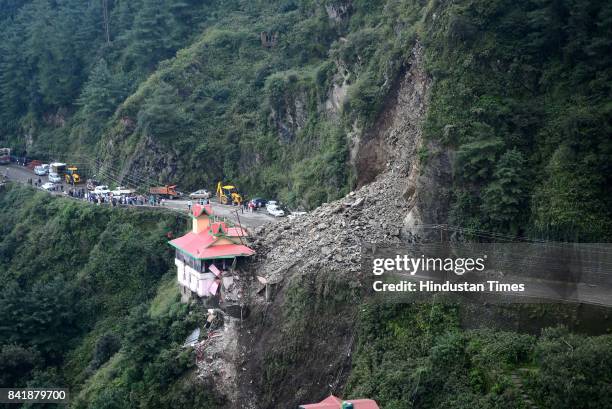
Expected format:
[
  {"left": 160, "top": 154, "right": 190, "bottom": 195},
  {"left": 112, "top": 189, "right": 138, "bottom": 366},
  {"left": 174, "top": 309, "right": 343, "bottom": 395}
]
[{"left": 226, "top": 226, "right": 248, "bottom": 237}]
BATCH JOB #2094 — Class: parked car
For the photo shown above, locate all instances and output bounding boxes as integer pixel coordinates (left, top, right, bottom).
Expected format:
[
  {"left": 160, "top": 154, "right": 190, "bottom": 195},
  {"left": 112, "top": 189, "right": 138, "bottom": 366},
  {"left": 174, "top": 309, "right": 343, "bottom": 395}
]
[
  {"left": 189, "top": 189, "right": 211, "bottom": 199},
  {"left": 287, "top": 211, "right": 307, "bottom": 221},
  {"left": 93, "top": 185, "right": 110, "bottom": 195},
  {"left": 249, "top": 197, "right": 268, "bottom": 208},
  {"left": 48, "top": 172, "right": 62, "bottom": 183},
  {"left": 266, "top": 201, "right": 285, "bottom": 217},
  {"left": 34, "top": 164, "right": 50, "bottom": 175},
  {"left": 41, "top": 182, "right": 55, "bottom": 191},
  {"left": 111, "top": 186, "right": 134, "bottom": 197}
]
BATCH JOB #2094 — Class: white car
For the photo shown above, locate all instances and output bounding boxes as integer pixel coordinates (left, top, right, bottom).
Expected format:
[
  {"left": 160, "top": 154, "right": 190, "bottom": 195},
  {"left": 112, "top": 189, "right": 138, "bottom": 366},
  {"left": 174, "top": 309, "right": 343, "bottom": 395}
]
[
  {"left": 189, "top": 189, "right": 211, "bottom": 199},
  {"left": 41, "top": 182, "right": 55, "bottom": 191},
  {"left": 111, "top": 186, "right": 134, "bottom": 196},
  {"left": 34, "top": 164, "right": 50, "bottom": 175},
  {"left": 48, "top": 172, "right": 62, "bottom": 183},
  {"left": 287, "top": 211, "right": 307, "bottom": 221},
  {"left": 93, "top": 185, "right": 110, "bottom": 195},
  {"left": 266, "top": 202, "right": 285, "bottom": 217}
]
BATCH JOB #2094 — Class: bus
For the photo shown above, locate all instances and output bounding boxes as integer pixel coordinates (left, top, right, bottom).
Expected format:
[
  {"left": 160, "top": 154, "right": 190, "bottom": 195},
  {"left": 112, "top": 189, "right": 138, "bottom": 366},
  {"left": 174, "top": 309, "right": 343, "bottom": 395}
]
[{"left": 0, "top": 148, "right": 10, "bottom": 165}]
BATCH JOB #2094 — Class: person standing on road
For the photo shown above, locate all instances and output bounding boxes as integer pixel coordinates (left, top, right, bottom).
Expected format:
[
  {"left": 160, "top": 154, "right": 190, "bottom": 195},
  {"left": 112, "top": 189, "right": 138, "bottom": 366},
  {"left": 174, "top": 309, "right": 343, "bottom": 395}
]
[{"left": 187, "top": 200, "right": 192, "bottom": 212}]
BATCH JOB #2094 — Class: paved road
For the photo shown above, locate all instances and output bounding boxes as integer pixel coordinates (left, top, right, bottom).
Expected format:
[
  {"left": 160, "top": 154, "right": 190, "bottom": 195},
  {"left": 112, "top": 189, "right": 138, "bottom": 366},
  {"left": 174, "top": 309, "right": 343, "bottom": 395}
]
[
  {"left": 1, "top": 164, "right": 277, "bottom": 229},
  {"left": 165, "top": 199, "right": 277, "bottom": 228},
  {"left": 2, "top": 163, "right": 72, "bottom": 190}
]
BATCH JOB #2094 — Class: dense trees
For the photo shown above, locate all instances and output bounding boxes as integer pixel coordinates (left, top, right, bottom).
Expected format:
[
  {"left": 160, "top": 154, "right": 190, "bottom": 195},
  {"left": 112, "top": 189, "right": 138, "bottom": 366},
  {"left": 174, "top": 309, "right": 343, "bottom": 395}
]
[
  {"left": 423, "top": 0, "right": 612, "bottom": 240},
  {"left": 0, "top": 0, "right": 610, "bottom": 235},
  {"left": 346, "top": 303, "right": 612, "bottom": 409},
  {"left": 0, "top": 186, "right": 210, "bottom": 407},
  {"left": 78, "top": 59, "right": 125, "bottom": 120},
  {"left": 0, "top": 0, "right": 206, "bottom": 139}
]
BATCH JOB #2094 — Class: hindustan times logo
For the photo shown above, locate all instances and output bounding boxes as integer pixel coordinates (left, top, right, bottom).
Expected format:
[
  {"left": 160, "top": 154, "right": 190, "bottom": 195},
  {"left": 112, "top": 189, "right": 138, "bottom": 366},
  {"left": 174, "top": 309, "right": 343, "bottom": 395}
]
[
  {"left": 364, "top": 243, "right": 612, "bottom": 303},
  {"left": 372, "top": 254, "right": 487, "bottom": 276}
]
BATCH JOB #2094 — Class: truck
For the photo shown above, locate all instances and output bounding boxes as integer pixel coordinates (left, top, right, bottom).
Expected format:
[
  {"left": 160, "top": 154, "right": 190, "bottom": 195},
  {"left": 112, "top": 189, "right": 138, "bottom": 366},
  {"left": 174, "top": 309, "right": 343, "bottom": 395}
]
[
  {"left": 149, "top": 185, "right": 180, "bottom": 199},
  {"left": 0, "top": 148, "right": 10, "bottom": 165},
  {"left": 49, "top": 162, "right": 67, "bottom": 175}
]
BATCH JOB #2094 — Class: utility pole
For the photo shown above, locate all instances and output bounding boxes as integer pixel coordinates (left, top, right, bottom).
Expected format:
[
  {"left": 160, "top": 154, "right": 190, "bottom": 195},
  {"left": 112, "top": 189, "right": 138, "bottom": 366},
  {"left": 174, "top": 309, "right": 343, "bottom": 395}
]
[
  {"left": 102, "top": 0, "right": 110, "bottom": 44},
  {"left": 234, "top": 209, "right": 245, "bottom": 246}
]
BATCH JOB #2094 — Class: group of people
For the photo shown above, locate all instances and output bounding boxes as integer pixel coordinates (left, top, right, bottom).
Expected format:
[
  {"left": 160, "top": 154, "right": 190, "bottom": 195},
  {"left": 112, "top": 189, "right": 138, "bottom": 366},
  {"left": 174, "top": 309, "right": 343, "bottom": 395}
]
[
  {"left": 244, "top": 200, "right": 257, "bottom": 213},
  {"left": 28, "top": 176, "right": 161, "bottom": 208},
  {"left": 18, "top": 170, "right": 266, "bottom": 214},
  {"left": 85, "top": 192, "right": 151, "bottom": 207}
]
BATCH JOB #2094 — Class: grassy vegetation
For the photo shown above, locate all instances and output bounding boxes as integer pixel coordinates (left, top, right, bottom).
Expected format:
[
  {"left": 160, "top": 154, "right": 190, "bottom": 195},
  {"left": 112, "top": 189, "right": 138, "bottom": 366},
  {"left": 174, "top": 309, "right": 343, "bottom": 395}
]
[{"left": 252, "top": 270, "right": 612, "bottom": 409}]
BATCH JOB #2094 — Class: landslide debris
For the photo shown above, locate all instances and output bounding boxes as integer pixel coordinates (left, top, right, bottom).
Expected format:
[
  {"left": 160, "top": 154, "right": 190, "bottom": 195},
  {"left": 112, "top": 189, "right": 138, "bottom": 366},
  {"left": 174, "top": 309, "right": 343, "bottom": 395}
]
[{"left": 231, "top": 44, "right": 443, "bottom": 409}]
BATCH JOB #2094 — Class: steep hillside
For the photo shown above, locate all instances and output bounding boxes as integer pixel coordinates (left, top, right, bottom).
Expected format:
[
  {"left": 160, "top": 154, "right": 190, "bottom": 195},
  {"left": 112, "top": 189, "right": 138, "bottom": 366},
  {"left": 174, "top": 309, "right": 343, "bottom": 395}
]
[
  {"left": 230, "top": 46, "right": 612, "bottom": 408},
  {"left": 2, "top": 1, "right": 612, "bottom": 408},
  {"left": 2, "top": 0, "right": 611, "bottom": 238},
  {"left": 0, "top": 185, "right": 225, "bottom": 409}
]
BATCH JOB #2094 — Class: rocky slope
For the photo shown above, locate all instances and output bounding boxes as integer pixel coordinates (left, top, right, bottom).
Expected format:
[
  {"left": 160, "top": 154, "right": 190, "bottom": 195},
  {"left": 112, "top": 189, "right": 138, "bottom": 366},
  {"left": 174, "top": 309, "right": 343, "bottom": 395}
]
[{"left": 219, "top": 42, "right": 442, "bottom": 409}]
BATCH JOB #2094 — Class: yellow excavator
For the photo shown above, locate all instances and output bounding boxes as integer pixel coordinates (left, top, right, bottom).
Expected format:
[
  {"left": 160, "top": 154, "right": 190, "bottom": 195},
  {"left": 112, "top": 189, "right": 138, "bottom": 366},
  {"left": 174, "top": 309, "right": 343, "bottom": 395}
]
[
  {"left": 216, "top": 182, "right": 242, "bottom": 205},
  {"left": 64, "top": 166, "right": 81, "bottom": 184}
]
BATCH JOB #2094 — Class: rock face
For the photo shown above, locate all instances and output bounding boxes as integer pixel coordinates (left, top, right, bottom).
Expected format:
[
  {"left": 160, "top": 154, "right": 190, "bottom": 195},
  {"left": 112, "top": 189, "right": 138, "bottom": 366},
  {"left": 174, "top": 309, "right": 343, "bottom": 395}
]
[
  {"left": 248, "top": 43, "right": 437, "bottom": 286},
  {"left": 101, "top": 129, "right": 179, "bottom": 186},
  {"left": 269, "top": 90, "right": 309, "bottom": 143},
  {"left": 230, "top": 43, "right": 452, "bottom": 409},
  {"left": 325, "top": 1, "right": 352, "bottom": 22}
]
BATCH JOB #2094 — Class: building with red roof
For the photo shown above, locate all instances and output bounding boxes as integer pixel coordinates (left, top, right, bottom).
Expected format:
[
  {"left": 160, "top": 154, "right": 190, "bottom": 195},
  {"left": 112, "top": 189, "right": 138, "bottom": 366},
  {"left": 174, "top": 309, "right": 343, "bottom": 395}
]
[
  {"left": 169, "top": 204, "right": 254, "bottom": 299},
  {"left": 299, "top": 395, "right": 379, "bottom": 409}
]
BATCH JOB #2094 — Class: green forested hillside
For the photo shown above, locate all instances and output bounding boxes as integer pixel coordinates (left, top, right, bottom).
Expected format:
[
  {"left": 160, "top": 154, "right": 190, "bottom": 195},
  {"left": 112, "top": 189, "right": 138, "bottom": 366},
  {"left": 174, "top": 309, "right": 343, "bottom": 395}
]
[
  {"left": 0, "top": 185, "right": 222, "bottom": 408},
  {"left": 422, "top": 0, "right": 612, "bottom": 240},
  {"left": 1, "top": 0, "right": 610, "bottom": 239},
  {"left": 345, "top": 303, "right": 612, "bottom": 409}
]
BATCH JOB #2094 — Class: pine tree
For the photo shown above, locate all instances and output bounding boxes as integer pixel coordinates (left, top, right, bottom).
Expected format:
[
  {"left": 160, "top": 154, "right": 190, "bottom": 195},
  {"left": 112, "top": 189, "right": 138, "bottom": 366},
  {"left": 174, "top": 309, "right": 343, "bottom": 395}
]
[
  {"left": 136, "top": 81, "right": 188, "bottom": 139},
  {"left": 78, "top": 59, "right": 121, "bottom": 118},
  {"left": 124, "top": 0, "right": 173, "bottom": 73},
  {"left": 0, "top": 24, "right": 29, "bottom": 127},
  {"left": 481, "top": 149, "right": 528, "bottom": 232}
]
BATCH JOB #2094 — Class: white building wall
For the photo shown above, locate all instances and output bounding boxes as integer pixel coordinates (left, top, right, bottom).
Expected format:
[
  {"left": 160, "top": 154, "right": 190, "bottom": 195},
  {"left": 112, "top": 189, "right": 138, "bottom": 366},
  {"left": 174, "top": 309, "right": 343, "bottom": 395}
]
[{"left": 175, "top": 258, "right": 218, "bottom": 298}]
